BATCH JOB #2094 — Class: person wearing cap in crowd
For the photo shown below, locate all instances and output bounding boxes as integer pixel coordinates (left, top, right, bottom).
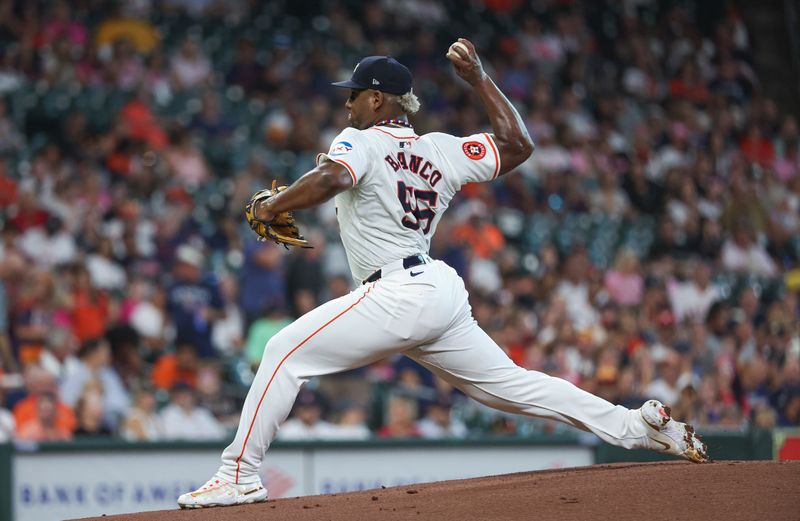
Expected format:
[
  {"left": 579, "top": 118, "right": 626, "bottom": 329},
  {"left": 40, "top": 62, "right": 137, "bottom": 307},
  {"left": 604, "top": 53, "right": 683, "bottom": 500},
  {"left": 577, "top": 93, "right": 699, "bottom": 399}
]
[
  {"left": 416, "top": 397, "right": 468, "bottom": 439},
  {"left": 166, "top": 244, "right": 225, "bottom": 359},
  {"left": 329, "top": 400, "right": 371, "bottom": 440},
  {"left": 276, "top": 389, "right": 340, "bottom": 440},
  {"left": 160, "top": 381, "right": 226, "bottom": 441}
]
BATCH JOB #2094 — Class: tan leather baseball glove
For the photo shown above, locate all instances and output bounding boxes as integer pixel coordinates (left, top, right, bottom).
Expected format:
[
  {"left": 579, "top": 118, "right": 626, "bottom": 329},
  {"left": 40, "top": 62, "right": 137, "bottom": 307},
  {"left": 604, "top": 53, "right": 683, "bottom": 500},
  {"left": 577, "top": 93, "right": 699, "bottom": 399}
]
[{"left": 244, "top": 180, "right": 311, "bottom": 248}]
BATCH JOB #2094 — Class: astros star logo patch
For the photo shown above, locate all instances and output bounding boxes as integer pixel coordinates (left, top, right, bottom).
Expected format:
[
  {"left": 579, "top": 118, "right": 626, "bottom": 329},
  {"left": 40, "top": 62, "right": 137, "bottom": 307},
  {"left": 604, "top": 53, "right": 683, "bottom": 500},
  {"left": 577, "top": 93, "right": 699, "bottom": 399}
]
[{"left": 462, "top": 141, "right": 486, "bottom": 160}]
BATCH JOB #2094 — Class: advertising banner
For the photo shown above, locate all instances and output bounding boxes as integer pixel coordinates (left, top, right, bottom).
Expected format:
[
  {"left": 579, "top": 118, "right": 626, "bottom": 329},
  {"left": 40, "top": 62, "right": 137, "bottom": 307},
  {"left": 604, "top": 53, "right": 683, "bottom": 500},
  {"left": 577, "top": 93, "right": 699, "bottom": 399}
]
[
  {"left": 12, "top": 443, "right": 592, "bottom": 521},
  {"left": 13, "top": 449, "right": 304, "bottom": 521}
]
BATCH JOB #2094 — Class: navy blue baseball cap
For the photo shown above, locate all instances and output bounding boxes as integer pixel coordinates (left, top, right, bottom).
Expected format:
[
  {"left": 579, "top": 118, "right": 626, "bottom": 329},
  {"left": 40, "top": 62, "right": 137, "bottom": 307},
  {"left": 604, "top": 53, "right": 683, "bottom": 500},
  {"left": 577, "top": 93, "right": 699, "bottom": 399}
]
[{"left": 332, "top": 56, "right": 412, "bottom": 95}]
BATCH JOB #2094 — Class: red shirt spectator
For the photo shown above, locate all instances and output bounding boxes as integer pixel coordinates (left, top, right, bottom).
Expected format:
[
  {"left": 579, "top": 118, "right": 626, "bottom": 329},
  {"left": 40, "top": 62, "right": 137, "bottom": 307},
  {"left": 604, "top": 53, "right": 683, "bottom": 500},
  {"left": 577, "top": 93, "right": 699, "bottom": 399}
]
[
  {"left": 68, "top": 265, "right": 110, "bottom": 344},
  {"left": 119, "top": 97, "right": 168, "bottom": 149},
  {"left": 14, "top": 394, "right": 77, "bottom": 437},
  {"left": 453, "top": 204, "right": 506, "bottom": 259},
  {"left": 152, "top": 342, "right": 199, "bottom": 390},
  {"left": 740, "top": 125, "right": 776, "bottom": 167}
]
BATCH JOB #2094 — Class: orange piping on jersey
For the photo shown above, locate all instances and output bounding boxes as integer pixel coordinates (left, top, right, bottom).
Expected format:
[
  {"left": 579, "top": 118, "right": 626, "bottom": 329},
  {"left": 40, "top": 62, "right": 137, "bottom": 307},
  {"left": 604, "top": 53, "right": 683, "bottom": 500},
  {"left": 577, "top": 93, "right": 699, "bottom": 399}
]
[
  {"left": 483, "top": 133, "right": 501, "bottom": 179},
  {"left": 234, "top": 284, "right": 376, "bottom": 483},
  {"left": 329, "top": 158, "right": 358, "bottom": 185},
  {"left": 368, "top": 127, "right": 420, "bottom": 140}
]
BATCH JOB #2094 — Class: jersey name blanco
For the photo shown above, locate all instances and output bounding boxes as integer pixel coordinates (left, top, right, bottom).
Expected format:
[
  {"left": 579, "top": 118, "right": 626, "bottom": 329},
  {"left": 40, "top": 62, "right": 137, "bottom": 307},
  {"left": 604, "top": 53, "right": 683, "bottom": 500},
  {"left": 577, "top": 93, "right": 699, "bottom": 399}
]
[{"left": 317, "top": 124, "right": 501, "bottom": 283}]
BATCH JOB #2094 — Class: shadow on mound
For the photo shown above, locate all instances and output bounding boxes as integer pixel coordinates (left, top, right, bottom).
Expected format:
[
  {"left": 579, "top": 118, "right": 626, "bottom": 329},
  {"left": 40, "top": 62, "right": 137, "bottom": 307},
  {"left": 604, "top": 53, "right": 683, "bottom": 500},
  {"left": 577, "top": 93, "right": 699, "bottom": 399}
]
[{"left": 73, "top": 460, "right": 799, "bottom": 521}]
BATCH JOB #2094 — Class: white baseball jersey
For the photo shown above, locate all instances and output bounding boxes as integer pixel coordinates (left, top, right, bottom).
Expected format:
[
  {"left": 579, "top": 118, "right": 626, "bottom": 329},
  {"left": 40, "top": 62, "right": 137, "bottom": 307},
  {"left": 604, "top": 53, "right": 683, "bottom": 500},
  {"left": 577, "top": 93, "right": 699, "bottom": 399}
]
[{"left": 316, "top": 124, "right": 501, "bottom": 282}]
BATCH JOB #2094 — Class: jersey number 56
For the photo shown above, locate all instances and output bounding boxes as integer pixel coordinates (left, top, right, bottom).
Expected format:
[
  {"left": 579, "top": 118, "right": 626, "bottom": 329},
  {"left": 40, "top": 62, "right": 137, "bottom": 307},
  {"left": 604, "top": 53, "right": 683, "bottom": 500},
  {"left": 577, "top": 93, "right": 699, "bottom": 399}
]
[{"left": 396, "top": 181, "right": 438, "bottom": 235}]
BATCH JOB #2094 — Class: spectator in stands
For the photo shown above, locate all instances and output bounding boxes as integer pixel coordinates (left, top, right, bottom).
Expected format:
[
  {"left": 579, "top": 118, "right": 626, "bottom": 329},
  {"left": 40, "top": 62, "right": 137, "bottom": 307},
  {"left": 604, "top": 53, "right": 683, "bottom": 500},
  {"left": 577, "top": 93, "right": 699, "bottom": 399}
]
[
  {"left": 164, "top": 128, "right": 211, "bottom": 188},
  {"left": 0, "top": 265, "right": 16, "bottom": 373},
  {"left": 40, "top": 1, "right": 88, "bottom": 49},
  {"left": 330, "top": 402, "right": 371, "bottom": 440},
  {"left": 416, "top": 399, "right": 468, "bottom": 439},
  {"left": 240, "top": 238, "right": 288, "bottom": 326},
  {"left": 85, "top": 236, "right": 127, "bottom": 292},
  {"left": 453, "top": 201, "right": 506, "bottom": 261},
  {"left": 277, "top": 389, "right": 339, "bottom": 440},
  {"left": 740, "top": 123, "right": 775, "bottom": 168},
  {"left": 190, "top": 91, "right": 234, "bottom": 142},
  {"left": 118, "top": 89, "right": 169, "bottom": 149},
  {"left": 127, "top": 283, "right": 167, "bottom": 351},
  {"left": 645, "top": 350, "right": 689, "bottom": 406},
  {"left": 106, "top": 324, "right": 147, "bottom": 390},
  {"left": 16, "top": 391, "right": 73, "bottom": 442},
  {"left": 59, "top": 338, "right": 130, "bottom": 430},
  {"left": 779, "top": 394, "right": 800, "bottom": 427},
  {"left": 121, "top": 387, "right": 163, "bottom": 441},
  {"left": 73, "top": 387, "right": 112, "bottom": 437},
  {"left": 590, "top": 168, "right": 631, "bottom": 217},
  {"left": 603, "top": 249, "right": 644, "bottom": 306},
  {"left": 555, "top": 252, "right": 599, "bottom": 331},
  {"left": 667, "top": 260, "right": 720, "bottom": 323},
  {"left": 0, "top": 99, "right": 22, "bottom": 154},
  {"left": 244, "top": 303, "right": 292, "bottom": 369},
  {"left": 65, "top": 263, "right": 110, "bottom": 344},
  {"left": 38, "top": 325, "right": 79, "bottom": 381},
  {"left": 285, "top": 231, "right": 326, "bottom": 318},
  {"left": 0, "top": 388, "right": 14, "bottom": 442},
  {"left": 166, "top": 244, "right": 224, "bottom": 359},
  {"left": 196, "top": 363, "right": 239, "bottom": 429},
  {"left": 211, "top": 273, "right": 245, "bottom": 356},
  {"left": 226, "top": 38, "right": 261, "bottom": 94},
  {"left": 721, "top": 223, "right": 778, "bottom": 276},
  {"left": 170, "top": 37, "right": 211, "bottom": 90},
  {"left": 378, "top": 395, "right": 420, "bottom": 438},
  {"left": 773, "top": 356, "right": 800, "bottom": 426},
  {"left": 18, "top": 216, "right": 77, "bottom": 269},
  {"left": 108, "top": 37, "right": 145, "bottom": 91},
  {"left": 160, "top": 382, "right": 226, "bottom": 440},
  {"left": 13, "top": 365, "right": 76, "bottom": 437},
  {"left": 151, "top": 341, "right": 199, "bottom": 390}
]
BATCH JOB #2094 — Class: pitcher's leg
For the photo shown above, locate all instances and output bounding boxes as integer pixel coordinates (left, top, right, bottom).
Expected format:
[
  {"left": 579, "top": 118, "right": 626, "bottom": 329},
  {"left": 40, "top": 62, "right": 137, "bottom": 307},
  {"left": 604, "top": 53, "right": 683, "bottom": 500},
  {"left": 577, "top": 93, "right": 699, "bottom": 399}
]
[
  {"left": 218, "top": 282, "right": 404, "bottom": 484},
  {"left": 409, "top": 320, "right": 650, "bottom": 449}
]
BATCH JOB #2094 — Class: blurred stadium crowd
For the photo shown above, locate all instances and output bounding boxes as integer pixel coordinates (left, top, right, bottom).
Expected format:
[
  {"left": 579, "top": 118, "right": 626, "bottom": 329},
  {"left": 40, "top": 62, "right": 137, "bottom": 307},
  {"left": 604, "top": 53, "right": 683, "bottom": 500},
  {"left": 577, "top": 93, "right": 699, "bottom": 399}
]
[{"left": 0, "top": 0, "right": 798, "bottom": 445}]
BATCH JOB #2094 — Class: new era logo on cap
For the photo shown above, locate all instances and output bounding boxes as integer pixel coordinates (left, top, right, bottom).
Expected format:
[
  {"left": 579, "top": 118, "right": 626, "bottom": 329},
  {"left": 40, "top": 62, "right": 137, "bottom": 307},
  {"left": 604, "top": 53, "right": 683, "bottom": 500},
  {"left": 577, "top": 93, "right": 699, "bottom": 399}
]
[{"left": 331, "top": 56, "right": 412, "bottom": 95}]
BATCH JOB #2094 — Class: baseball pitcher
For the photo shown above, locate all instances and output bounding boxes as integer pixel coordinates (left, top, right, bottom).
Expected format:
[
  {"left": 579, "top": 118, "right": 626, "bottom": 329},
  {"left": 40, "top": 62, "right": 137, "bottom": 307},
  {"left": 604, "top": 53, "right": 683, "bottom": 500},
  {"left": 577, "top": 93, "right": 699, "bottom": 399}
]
[{"left": 179, "top": 39, "right": 708, "bottom": 509}]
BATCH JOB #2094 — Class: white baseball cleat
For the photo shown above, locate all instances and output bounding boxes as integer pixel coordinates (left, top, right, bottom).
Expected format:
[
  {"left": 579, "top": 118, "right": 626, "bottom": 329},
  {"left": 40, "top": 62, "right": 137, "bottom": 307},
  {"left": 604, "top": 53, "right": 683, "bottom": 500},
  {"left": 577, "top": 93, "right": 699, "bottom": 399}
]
[
  {"left": 177, "top": 476, "right": 268, "bottom": 509},
  {"left": 639, "top": 399, "right": 710, "bottom": 463}
]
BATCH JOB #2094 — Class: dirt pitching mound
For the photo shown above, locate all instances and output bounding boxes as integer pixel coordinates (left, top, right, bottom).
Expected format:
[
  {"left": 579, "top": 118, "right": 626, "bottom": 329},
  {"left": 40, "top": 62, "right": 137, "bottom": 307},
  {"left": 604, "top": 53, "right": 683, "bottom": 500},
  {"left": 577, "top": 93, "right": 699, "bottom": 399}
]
[{"left": 74, "top": 460, "right": 798, "bottom": 521}]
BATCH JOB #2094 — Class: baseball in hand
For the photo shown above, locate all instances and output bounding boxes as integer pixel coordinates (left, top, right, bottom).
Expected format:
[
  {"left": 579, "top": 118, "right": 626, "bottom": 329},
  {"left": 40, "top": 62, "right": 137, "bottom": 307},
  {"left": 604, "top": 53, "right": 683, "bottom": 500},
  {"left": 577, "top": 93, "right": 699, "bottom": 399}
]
[{"left": 446, "top": 41, "right": 469, "bottom": 60}]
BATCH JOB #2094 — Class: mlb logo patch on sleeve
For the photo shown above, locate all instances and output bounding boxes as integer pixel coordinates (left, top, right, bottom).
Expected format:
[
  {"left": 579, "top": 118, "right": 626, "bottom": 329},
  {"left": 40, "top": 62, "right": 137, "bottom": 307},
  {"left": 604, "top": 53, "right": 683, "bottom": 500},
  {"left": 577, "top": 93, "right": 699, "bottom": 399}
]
[
  {"left": 330, "top": 141, "right": 353, "bottom": 156},
  {"left": 462, "top": 141, "right": 486, "bottom": 160}
]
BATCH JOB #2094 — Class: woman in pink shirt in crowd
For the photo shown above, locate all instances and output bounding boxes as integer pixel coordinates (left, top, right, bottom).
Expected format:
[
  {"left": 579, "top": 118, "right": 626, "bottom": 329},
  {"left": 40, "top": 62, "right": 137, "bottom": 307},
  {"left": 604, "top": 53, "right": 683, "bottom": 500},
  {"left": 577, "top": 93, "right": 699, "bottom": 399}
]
[{"left": 603, "top": 249, "right": 644, "bottom": 306}]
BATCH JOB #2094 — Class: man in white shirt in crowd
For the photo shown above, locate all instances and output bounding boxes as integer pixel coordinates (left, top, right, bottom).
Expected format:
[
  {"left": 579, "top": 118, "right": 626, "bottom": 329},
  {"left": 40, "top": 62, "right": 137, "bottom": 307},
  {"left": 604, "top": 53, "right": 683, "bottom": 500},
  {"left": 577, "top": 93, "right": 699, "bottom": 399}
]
[
  {"left": 721, "top": 223, "right": 778, "bottom": 276},
  {"left": 667, "top": 260, "right": 720, "bottom": 324},
  {"left": 276, "top": 389, "right": 340, "bottom": 440},
  {"left": 160, "top": 382, "right": 226, "bottom": 440}
]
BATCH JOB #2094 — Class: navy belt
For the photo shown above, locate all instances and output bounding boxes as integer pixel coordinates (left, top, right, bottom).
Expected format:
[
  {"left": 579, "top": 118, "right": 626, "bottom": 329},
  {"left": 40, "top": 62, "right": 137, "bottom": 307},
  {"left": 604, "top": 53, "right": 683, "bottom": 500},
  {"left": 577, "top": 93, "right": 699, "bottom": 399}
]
[{"left": 363, "top": 254, "right": 427, "bottom": 284}]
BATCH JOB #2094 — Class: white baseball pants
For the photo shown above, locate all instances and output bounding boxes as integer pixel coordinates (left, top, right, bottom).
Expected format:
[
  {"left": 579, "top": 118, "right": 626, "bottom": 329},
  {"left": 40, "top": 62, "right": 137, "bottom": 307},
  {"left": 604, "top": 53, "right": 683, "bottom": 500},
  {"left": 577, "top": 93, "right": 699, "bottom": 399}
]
[{"left": 217, "top": 259, "right": 650, "bottom": 485}]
